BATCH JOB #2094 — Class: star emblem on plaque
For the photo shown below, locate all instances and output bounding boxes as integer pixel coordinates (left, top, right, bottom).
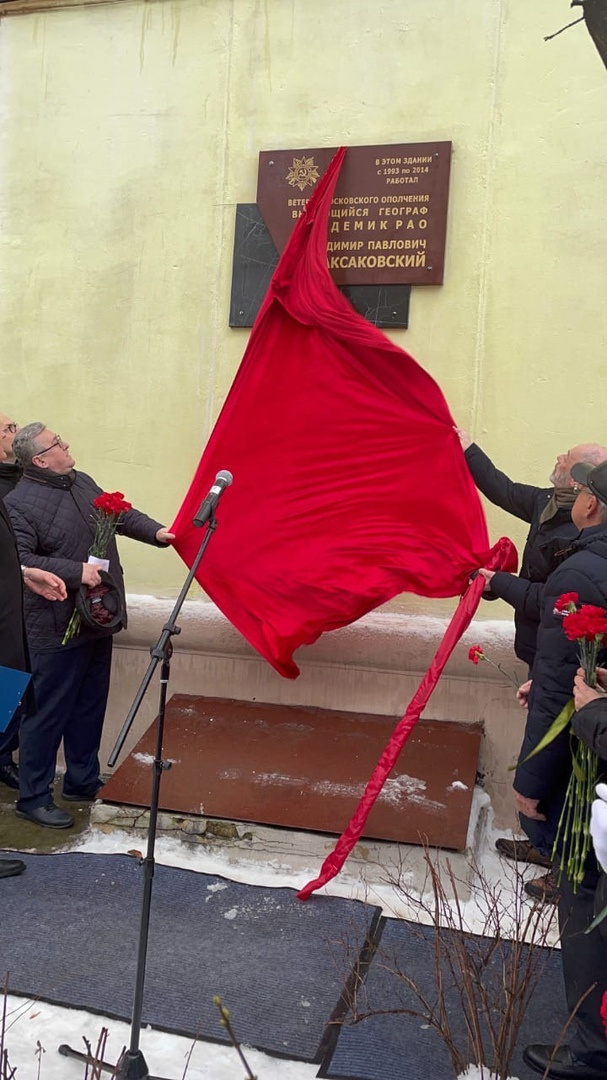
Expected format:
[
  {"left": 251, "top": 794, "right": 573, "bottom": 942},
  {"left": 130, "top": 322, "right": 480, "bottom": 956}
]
[{"left": 285, "top": 156, "right": 320, "bottom": 191}]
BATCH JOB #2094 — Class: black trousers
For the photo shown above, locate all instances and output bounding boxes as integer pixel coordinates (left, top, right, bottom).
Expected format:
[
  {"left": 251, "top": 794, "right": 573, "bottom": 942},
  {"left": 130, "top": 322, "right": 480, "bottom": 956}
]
[
  {"left": 0, "top": 706, "right": 21, "bottom": 766},
  {"left": 16, "top": 636, "right": 113, "bottom": 811},
  {"left": 558, "top": 863, "right": 607, "bottom": 1069}
]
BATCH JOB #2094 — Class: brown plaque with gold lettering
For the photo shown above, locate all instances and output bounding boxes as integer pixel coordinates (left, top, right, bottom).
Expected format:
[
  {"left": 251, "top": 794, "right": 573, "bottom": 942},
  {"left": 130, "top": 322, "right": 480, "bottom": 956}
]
[{"left": 256, "top": 142, "right": 451, "bottom": 287}]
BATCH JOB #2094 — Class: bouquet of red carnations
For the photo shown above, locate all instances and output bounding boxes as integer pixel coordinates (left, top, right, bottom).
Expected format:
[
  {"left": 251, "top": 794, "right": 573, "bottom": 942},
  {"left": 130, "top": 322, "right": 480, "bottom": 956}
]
[
  {"left": 62, "top": 491, "right": 131, "bottom": 645},
  {"left": 530, "top": 593, "right": 607, "bottom": 887}
]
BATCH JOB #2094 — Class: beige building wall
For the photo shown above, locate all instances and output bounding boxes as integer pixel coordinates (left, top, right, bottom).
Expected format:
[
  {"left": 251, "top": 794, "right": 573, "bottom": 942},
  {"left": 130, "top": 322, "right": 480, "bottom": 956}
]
[{"left": 0, "top": 0, "right": 605, "bottom": 828}]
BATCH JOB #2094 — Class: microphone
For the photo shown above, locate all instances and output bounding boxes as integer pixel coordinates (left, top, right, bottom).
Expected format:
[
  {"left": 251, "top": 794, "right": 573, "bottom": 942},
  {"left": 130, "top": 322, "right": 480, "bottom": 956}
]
[{"left": 193, "top": 470, "right": 233, "bottom": 527}]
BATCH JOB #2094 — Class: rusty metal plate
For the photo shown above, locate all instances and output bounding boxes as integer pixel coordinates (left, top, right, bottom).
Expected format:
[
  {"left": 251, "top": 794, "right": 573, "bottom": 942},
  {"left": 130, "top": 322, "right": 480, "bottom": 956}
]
[{"left": 100, "top": 696, "right": 482, "bottom": 850}]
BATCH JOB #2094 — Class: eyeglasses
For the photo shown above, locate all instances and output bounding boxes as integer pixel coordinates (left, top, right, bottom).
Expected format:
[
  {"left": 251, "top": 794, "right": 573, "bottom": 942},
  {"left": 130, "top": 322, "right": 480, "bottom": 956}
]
[
  {"left": 1, "top": 423, "right": 17, "bottom": 435},
  {"left": 573, "top": 485, "right": 591, "bottom": 496},
  {"left": 36, "top": 436, "right": 67, "bottom": 456}
]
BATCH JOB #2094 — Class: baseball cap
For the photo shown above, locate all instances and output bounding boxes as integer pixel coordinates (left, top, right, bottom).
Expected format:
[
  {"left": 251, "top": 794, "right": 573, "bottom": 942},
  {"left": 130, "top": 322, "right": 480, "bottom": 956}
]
[{"left": 570, "top": 461, "right": 607, "bottom": 506}]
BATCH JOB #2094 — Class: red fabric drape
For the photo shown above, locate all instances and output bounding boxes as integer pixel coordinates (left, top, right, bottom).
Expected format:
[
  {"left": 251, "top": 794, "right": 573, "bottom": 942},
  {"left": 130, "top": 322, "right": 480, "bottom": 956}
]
[
  {"left": 172, "top": 148, "right": 516, "bottom": 678},
  {"left": 297, "top": 541, "right": 515, "bottom": 900}
]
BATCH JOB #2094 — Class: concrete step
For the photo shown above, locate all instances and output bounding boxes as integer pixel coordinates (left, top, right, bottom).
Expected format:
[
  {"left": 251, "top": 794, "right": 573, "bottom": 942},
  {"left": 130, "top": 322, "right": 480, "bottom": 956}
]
[{"left": 89, "top": 785, "right": 491, "bottom": 906}]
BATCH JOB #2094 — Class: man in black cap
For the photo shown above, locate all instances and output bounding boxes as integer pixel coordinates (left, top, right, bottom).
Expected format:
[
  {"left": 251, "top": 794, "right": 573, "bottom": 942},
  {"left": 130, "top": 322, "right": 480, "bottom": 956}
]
[
  {"left": 482, "top": 459, "right": 607, "bottom": 1080},
  {"left": 458, "top": 429, "right": 607, "bottom": 901},
  {"left": 0, "top": 437, "right": 66, "bottom": 878}
]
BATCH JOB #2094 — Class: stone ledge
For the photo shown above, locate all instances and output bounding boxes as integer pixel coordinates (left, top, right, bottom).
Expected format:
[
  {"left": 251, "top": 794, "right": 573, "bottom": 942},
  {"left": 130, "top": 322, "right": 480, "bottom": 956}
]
[
  {"left": 121, "top": 594, "right": 519, "bottom": 681},
  {"left": 90, "top": 789, "right": 492, "bottom": 903}
]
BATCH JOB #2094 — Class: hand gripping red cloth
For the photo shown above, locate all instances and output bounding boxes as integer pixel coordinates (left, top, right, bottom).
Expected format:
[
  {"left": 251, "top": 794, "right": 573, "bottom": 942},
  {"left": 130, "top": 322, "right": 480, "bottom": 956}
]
[{"left": 172, "top": 146, "right": 517, "bottom": 682}]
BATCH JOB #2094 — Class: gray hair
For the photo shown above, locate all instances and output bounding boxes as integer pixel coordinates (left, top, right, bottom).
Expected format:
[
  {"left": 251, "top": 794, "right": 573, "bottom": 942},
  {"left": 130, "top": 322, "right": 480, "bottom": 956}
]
[{"left": 13, "top": 422, "right": 47, "bottom": 466}]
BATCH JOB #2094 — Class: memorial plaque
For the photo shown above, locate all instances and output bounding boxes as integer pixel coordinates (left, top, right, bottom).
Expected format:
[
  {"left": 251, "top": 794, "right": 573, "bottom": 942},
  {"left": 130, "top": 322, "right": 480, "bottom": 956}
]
[
  {"left": 229, "top": 204, "right": 410, "bottom": 329},
  {"left": 256, "top": 142, "right": 451, "bottom": 287}
]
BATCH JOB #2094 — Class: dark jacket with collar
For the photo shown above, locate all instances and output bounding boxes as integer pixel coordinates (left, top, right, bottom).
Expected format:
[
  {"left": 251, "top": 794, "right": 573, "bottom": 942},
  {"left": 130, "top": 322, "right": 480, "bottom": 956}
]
[
  {"left": 0, "top": 500, "right": 28, "bottom": 672},
  {"left": 5, "top": 467, "right": 165, "bottom": 651},
  {"left": 573, "top": 696, "right": 607, "bottom": 760},
  {"left": 464, "top": 443, "right": 577, "bottom": 666},
  {"left": 513, "top": 524, "right": 607, "bottom": 854},
  {"left": 0, "top": 462, "right": 23, "bottom": 501}
]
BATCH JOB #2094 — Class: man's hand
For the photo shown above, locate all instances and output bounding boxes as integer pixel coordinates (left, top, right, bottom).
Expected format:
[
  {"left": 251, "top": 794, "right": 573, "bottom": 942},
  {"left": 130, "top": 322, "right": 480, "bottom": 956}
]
[
  {"left": 82, "top": 563, "right": 102, "bottom": 587},
  {"left": 516, "top": 679, "right": 532, "bottom": 708},
  {"left": 23, "top": 567, "right": 67, "bottom": 601},
  {"left": 596, "top": 667, "right": 607, "bottom": 692},
  {"left": 454, "top": 426, "right": 472, "bottom": 450},
  {"left": 573, "top": 668, "right": 607, "bottom": 710},
  {"left": 514, "top": 792, "right": 546, "bottom": 821},
  {"left": 478, "top": 568, "right": 495, "bottom": 596},
  {"left": 156, "top": 528, "right": 175, "bottom": 544}
]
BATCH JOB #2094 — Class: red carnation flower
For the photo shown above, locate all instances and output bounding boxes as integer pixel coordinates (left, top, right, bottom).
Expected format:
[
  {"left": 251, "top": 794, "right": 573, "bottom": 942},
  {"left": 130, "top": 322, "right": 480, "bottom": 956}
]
[
  {"left": 563, "top": 606, "right": 607, "bottom": 642},
  {"left": 93, "top": 491, "right": 132, "bottom": 516},
  {"left": 554, "top": 592, "right": 579, "bottom": 614},
  {"left": 468, "top": 645, "right": 484, "bottom": 665}
]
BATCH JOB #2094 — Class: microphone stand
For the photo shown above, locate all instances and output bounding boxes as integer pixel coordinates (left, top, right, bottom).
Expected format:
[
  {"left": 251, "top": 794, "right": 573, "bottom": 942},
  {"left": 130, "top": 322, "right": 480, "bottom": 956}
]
[{"left": 59, "top": 511, "right": 220, "bottom": 1079}]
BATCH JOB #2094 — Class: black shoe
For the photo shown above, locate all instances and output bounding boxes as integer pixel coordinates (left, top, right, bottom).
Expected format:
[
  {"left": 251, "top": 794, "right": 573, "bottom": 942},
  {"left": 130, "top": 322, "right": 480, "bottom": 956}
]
[
  {"left": 16, "top": 802, "right": 74, "bottom": 829},
  {"left": 0, "top": 859, "right": 25, "bottom": 879},
  {"left": 61, "top": 790, "right": 100, "bottom": 803},
  {"left": 524, "top": 870, "right": 561, "bottom": 903},
  {"left": 495, "top": 836, "right": 552, "bottom": 869},
  {"left": 0, "top": 763, "right": 20, "bottom": 790},
  {"left": 523, "top": 1043, "right": 607, "bottom": 1079}
]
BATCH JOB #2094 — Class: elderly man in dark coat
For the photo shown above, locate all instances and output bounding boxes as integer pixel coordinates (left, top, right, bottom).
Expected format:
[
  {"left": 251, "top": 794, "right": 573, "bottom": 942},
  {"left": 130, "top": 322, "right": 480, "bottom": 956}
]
[
  {"left": 0, "top": 438, "right": 66, "bottom": 877},
  {"left": 519, "top": 662, "right": 607, "bottom": 1080},
  {"left": 0, "top": 414, "right": 22, "bottom": 500},
  {"left": 5, "top": 422, "right": 174, "bottom": 830},
  {"left": 484, "top": 460, "right": 607, "bottom": 1080},
  {"left": 458, "top": 430, "right": 607, "bottom": 898}
]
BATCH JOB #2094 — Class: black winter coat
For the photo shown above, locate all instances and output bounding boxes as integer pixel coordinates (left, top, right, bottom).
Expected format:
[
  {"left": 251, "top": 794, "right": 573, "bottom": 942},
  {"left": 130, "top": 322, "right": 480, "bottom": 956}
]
[
  {"left": 513, "top": 524, "right": 607, "bottom": 854},
  {"left": 464, "top": 444, "right": 577, "bottom": 666},
  {"left": 0, "top": 501, "right": 28, "bottom": 672},
  {"left": 573, "top": 696, "right": 607, "bottom": 760},
  {"left": 5, "top": 468, "right": 164, "bottom": 651},
  {"left": 0, "top": 462, "right": 22, "bottom": 501}
]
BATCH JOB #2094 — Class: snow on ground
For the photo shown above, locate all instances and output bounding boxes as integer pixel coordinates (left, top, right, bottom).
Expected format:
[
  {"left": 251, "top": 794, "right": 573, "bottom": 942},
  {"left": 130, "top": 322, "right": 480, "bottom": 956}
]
[{"left": 1, "top": 805, "right": 551, "bottom": 1079}]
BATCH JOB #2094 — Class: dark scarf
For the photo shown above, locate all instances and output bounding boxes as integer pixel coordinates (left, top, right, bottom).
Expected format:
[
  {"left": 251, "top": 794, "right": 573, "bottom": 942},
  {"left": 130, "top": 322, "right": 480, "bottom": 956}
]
[
  {"left": 539, "top": 487, "right": 577, "bottom": 525},
  {"left": 22, "top": 465, "right": 76, "bottom": 489},
  {"left": 22, "top": 466, "right": 96, "bottom": 538}
]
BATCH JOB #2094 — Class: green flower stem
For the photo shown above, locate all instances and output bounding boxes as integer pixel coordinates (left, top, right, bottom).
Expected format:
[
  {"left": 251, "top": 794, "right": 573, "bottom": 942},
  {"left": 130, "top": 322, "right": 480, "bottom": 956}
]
[
  {"left": 478, "top": 654, "right": 520, "bottom": 689},
  {"left": 89, "top": 511, "right": 124, "bottom": 559},
  {"left": 553, "top": 738, "right": 599, "bottom": 890},
  {"left": 61, "top": 610, "right": 81, "bottom": 646}
]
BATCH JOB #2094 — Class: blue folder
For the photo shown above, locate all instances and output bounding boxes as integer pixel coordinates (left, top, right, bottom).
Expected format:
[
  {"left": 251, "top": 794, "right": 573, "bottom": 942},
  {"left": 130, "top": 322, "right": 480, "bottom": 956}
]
[{"left": 0, "top": 666, "right": 31, "bottom": 733}]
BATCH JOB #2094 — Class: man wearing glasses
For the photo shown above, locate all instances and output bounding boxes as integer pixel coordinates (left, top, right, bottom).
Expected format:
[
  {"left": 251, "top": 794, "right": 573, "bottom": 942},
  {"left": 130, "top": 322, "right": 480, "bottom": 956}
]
[
  {"left": 0, "top": 416, "right": 22, "bottom": 500},
  {"left": 457, "top": 429, "right": 607, "bottom": 903},
  {"left": 0, "top": 431, "right": 67, "bottom": 875},
  {"left": 505, "top": 465, "right": 607, "bottom": 1080},
  {"left": 5, "top": 422, "right": 175, "bottom": 830}
]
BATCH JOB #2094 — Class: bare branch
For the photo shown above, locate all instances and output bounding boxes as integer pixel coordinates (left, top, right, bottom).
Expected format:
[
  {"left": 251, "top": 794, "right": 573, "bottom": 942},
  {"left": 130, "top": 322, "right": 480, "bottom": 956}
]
[{"left": 544, "top": 16, "right": 585, "bottom": 42}]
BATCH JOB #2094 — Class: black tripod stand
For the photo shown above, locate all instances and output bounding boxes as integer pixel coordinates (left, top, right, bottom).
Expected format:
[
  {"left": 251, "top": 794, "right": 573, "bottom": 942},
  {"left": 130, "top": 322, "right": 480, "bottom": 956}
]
[{"left": 59, "top": 502, "right": 223, "bottom": 1079}]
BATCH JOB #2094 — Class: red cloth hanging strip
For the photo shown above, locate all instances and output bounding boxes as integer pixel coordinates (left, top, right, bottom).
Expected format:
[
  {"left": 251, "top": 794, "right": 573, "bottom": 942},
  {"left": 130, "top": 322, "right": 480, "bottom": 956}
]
[{"left": 297, "top": 542, "right": 515, "bottom": 900}]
